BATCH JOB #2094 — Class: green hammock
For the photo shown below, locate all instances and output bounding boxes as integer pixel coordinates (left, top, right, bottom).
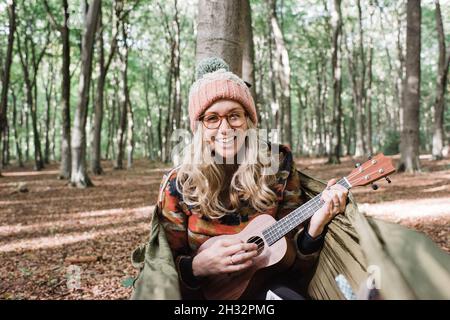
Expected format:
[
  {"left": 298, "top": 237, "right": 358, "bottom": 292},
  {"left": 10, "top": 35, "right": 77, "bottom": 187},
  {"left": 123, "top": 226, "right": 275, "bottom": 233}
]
[{"left": 130, "top": 170, "right": 450, "bottom": 300}]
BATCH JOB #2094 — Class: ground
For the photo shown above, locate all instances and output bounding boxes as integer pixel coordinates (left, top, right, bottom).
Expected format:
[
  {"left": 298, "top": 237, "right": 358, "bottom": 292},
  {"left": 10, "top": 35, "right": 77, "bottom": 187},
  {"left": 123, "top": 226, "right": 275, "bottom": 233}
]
[{"left": 0, "top": 155, "right": 449, "bottom": 299}]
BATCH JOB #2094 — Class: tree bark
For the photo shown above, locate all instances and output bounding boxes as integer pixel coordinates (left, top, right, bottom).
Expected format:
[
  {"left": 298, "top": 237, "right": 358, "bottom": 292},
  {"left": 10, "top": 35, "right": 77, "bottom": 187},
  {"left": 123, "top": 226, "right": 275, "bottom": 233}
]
[
  {"left": 398, "top": 0, "right": 421, "bottom": 173},
  {"left": 328, "top": 0, "right": 343, "bottom": 164},
  {"left": 71, "top": 0, "right": 101, "bottom": 187},
  {"left": 432, "top": 0, "right": 450, "bottom": 160},
  {"left": 195, "top": 0, "right": 243, "bottom": 76},
  {"left": 241, "top": 0, "right": 257, "bottom": 103},
  {"left": 44, "top": 0, "right": 72, "bottom": 178},
  {"left": 115, "top": 16, "right": 130, "bottom": 170},
  {"left": 11, "top": 90, "right": 23, "bottom": 167},
  {"left": 270, "top": 0, "right": 292, "bottom": 147},
  {"left": 0, "top": 0, "right": 16, "bottom": 175}
]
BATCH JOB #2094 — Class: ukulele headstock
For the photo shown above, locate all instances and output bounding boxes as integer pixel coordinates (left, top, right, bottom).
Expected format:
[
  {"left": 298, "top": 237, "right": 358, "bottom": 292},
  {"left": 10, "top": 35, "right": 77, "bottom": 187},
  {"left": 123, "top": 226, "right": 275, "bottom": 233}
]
[{"left": 346, "top": 154, "right": 396, "bottom": 188}]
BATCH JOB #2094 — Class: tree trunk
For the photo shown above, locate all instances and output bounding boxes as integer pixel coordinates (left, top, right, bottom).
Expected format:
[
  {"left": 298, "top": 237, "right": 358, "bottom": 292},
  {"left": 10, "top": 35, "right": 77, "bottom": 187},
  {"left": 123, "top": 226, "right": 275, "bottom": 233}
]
[
  {"left": 44, "top": 60, "right": 55, "bottom": 164},
  {"left": 71, "top": 0, "right": 101, "bottom": 187},
  {"left": 59, "top": 0, "right": 72, "bottom": 178},
  {"left": 270, "top": 0, "right": 292, "bottom": 148},
  {"left": 241, "top": 0, "right": 257, "bottom": 103},
  {"left": 115, "top": 18, "right": 129, "bottom": 170},
  {"left": 91, "top": 12, "right": 105, "bottom": 175},
  {"left": 0, "top": 0, "right": 16, "bottom": 175},
  {"left": 328, "top": 0, "right": 343, "bottom": 164},
  {"left": 398, "top": 0, "right": 421, "bottom": 173},
  {"left": 195, "top": 0, "right": 243, "bottom": 76},
  {"left": 11, "top": 90, "right": 23, "bottom": 167},
  {"left": 432, "top": 0, "right": 450, "bottom": 160}
]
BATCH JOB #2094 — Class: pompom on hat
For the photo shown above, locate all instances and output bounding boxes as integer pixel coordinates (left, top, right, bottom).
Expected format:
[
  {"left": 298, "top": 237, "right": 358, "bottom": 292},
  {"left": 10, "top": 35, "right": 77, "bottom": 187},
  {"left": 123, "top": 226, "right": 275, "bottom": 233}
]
[{"left": 188, "top": 57, "right": 258, "bottom": 132}]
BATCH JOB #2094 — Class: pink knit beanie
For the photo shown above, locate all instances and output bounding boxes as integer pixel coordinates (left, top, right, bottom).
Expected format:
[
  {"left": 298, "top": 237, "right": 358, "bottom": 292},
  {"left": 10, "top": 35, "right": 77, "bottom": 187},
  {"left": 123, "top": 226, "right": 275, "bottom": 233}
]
[{"left": 188, "top": 57, "right": 257, "bottom": 132}]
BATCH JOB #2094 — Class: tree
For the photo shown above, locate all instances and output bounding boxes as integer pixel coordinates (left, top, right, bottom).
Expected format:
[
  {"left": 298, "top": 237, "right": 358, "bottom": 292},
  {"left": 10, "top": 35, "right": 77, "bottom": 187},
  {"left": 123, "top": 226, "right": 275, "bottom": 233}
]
[
  {"left": 16, "top": 1, "right": 50, "bottom": 171},
  {"left": 269, "top": 0, "right": 292, "bottom": 147},
  {"left": 0, "top": 0, "right": 16, "bottom": 175},
  {"left": 432, "top": 0, "right": 450, "bottom": 160},
  {"left": 91, "top": 2, "right": 120, "bottom": 174},
  {"left": 195, "top": 0, "right": 243, "bottom": 76},
  {"left": 241, "top": 0, "right": 257, "bottom": 103},
  {"left": 328, "top": 0, "right": 343, "bottom": 164},
  {"left": 398, "top": 0, "right": 421, "bottom": 173},
  {"left": 43, "top": 0, "right": 72, "bottom": 179},
  {"left": 70, "top": 0, "right": 101, "bottom": 187}
]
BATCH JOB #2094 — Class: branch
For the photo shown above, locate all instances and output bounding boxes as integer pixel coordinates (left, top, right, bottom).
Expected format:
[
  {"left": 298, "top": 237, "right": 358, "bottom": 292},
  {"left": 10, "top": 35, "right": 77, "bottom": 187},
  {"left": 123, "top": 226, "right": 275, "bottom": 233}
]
[{"left": 43, "top": 0, "right": 62, "bottom": 32}]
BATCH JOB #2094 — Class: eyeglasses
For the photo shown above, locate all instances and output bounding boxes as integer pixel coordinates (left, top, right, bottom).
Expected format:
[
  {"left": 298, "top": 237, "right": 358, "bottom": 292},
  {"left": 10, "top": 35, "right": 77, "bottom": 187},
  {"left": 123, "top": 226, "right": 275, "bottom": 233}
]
[{"left": 200, "top": 111, "right": 247, "bottom": 129}]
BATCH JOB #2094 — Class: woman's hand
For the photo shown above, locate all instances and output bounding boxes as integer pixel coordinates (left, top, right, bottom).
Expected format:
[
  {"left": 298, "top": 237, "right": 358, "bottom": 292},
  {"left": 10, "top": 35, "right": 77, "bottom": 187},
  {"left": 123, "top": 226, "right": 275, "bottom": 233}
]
[
  {"left": 308, "top": 178, "right": 348, "bottom": 238},
  {"left": 192, "top": 238, "right": 258, "bottom": 277}
]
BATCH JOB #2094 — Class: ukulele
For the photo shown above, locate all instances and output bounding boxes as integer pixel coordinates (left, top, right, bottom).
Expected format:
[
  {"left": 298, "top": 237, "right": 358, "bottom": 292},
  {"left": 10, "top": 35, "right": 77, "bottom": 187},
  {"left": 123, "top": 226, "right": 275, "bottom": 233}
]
[{"left": 197, "top": 153, "right": 396, "bottom": 300}]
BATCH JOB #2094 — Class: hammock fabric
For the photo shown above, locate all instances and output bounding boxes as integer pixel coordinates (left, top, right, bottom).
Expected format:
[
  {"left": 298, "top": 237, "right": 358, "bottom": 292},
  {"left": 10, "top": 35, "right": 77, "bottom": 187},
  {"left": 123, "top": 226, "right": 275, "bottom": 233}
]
[{"left": 130, "top": 170, "right": 450, "bottom": 300}]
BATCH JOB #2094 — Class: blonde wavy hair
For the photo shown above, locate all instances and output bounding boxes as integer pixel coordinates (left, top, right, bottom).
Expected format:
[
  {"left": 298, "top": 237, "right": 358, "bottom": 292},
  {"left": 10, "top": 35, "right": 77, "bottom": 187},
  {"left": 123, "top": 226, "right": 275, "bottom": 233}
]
[{"left": 175, "top": 119, "right": 279, "bottom": 219}]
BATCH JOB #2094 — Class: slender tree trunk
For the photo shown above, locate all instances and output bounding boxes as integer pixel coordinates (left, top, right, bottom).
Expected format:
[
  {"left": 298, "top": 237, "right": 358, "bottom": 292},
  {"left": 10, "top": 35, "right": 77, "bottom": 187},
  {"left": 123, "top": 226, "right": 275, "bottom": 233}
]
[
  {"left": 328, "top": 0, "right": 342, "bottom": 164},
  {"left": 241, "top": 0, "right": 257, "bottom": 103},
  {"left": 59, "top": 0, "right": 72, "bottom": 178},
  {"left": 398, "top": 0, "right": 421, "bottom": 173},
  {"left": 44, "top": 0, "right": 72, "bottom": 178},
  {"left": 0, "top": 0, "right": 16, "bottom": 175},
  {"left": 11, "top": 90, "right": 23, "bottom": 167},
  {"left": 91, "top": 14, "right": 106, "bottom": 175},
  {"left": 71, "top": 0, "right": 101, "bottom": 187},
  {"left": 432, "top": 0, "right": 450, "bottom": 160},
  {"left": 115, "top": 18, "right": 129, "bottom": 170},
  {"left": 44, "top": 60, "right": 55, "bottom": 164},
  {"left": 270, "top": 0, "right": 292, "bottom": 147}
]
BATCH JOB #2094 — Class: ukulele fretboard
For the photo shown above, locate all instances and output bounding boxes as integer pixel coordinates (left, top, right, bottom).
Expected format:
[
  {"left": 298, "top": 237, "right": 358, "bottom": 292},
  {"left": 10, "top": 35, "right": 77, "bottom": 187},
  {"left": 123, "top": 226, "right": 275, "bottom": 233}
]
[{"left": 262, "top": 178, "right": 351, "bottom": 246}]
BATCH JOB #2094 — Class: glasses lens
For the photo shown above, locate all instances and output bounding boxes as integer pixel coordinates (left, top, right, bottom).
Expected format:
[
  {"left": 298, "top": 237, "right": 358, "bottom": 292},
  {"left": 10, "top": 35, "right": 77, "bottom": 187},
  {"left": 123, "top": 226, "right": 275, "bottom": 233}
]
[
  {"left": 202, "top": 112, "right": 247, "bottom": 129},
  {"left": 228, "top": 112, "right": 246, "bottom": 127},
  {"left": 202, "top": 114, "right": 220, "bottom": 129}
]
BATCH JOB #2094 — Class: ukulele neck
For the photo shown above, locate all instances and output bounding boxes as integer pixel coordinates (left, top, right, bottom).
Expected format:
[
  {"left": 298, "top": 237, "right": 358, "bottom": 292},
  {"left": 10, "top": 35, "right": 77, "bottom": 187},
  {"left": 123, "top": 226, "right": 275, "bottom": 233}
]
[{"left": 262, "top": 177, "right": 351, "bottom": 246}]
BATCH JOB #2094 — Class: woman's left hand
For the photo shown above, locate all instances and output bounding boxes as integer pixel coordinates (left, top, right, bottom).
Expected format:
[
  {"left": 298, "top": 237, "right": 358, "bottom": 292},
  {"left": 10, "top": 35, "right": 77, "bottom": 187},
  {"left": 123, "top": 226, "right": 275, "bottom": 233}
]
[{"left": 308, "top": 178, "right": 348, "bottom": 238}]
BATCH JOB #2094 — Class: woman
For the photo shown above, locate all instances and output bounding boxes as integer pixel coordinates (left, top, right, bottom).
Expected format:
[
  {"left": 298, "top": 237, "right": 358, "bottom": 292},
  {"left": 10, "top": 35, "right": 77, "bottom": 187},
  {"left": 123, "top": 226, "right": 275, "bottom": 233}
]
[{"left": 157, "top": 57, "right": 348, "bottom": 300}]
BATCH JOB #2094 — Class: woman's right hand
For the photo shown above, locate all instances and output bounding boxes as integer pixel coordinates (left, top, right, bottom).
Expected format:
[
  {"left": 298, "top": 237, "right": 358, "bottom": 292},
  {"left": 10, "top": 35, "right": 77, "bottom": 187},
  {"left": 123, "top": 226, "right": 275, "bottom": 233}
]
[{"left": 192, "top": 238, "right": 258, "bottom": 277}]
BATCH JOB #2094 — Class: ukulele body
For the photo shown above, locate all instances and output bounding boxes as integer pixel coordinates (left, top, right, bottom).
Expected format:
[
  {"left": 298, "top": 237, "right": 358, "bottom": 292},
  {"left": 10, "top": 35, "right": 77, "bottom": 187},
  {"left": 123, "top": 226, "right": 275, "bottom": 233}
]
[{"left": 197, "top": 214, "right": 297, "bottom": 300}]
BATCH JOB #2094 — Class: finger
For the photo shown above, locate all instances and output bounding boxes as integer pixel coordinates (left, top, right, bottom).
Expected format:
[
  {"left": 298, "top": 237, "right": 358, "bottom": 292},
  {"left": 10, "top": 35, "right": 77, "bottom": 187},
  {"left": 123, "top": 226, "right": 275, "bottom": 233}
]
[
  {"left": 332, "top": 194, "right": 340, "bottom": 210},
  {"left": 326, "top": 178, "right": 337, "bottom": 188},
  {"left": 230, "top": 250, "right": 258, "bottom": 264},
  {"left": 338, "top": 192, "right": 346, "bottom": 213},
  {"left": 223, "top": 242, "right": 257, "bottom": 256},
  {"left": 226, "top": 259, "right": 253, "bottom": 273},
  {"left": 219, "top": 238, "right": 243, "bottom": 247}
]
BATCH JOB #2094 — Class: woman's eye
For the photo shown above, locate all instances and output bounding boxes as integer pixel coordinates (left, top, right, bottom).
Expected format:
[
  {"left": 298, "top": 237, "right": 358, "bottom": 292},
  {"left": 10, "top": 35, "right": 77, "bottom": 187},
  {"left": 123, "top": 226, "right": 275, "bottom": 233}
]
[{"left": 205, "top": 115, "right": 219, "bottom": 122}]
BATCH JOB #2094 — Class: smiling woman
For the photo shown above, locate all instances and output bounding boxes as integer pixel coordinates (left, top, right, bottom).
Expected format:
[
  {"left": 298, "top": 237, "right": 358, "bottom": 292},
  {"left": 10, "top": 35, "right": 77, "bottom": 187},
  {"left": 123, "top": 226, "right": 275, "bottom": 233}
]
[{"left": 132, "top": 57, "right": 349, "bottom": 300}]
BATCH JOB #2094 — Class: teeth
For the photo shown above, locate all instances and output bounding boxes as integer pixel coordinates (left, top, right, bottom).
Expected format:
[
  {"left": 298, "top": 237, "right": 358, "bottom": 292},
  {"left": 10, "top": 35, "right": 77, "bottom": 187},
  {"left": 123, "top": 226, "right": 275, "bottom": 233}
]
[{"left": 217, "top": 137, "right": 235, "bottom": 144}]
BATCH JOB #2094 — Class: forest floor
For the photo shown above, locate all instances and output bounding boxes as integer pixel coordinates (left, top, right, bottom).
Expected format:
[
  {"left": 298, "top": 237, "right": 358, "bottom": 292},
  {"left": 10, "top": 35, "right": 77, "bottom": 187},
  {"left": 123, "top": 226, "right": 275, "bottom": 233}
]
[{"left": 0, "top": 154, "right": 449, "bottom": 300}]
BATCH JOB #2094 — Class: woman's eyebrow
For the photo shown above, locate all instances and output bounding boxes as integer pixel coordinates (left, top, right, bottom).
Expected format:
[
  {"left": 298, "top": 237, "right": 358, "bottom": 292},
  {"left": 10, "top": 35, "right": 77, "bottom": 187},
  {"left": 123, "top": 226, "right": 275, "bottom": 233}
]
[{"left": 204, "top": 108, "right": 243, "bottom": 115}]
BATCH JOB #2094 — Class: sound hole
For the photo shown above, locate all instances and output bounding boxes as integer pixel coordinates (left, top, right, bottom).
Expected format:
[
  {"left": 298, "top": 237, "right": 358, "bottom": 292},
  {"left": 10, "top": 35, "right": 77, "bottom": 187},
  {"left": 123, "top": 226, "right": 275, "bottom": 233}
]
[{"left": 247, "top": 236, "right": 265, "bottom": 256}]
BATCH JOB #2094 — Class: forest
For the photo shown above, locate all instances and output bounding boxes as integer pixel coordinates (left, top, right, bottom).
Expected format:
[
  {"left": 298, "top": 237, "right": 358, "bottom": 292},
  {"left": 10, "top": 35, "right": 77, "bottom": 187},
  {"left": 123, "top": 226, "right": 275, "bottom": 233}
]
[{"left": 0, "top": 0, "right": 449, "bottom": 300}]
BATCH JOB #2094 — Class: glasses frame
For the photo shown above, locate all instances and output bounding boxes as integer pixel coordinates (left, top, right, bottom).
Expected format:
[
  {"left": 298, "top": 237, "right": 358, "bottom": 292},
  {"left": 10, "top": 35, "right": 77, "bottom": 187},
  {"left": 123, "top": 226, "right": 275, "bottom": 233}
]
[{"left": 200, "top": 111, "right": 248, "bottom": 130}]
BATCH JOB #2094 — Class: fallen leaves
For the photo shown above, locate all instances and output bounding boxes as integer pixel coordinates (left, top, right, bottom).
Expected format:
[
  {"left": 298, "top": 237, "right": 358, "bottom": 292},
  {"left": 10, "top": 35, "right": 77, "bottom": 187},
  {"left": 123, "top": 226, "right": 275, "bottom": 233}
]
[{"left": 0, "top": 156, "right": 449, "bottom": 299}]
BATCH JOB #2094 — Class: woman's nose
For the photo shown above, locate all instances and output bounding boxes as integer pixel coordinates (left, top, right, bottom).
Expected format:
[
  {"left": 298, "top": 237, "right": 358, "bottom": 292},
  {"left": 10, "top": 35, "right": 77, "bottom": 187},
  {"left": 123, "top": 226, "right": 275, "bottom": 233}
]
[{"left": 218, "top": 117, "right": 232, "bottom": 134}]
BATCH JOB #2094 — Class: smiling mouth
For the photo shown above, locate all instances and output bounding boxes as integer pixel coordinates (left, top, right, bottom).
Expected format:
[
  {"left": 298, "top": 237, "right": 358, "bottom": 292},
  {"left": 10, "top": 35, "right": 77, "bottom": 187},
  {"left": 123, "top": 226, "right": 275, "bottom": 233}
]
[{"left": 215, "top": 136, "right": 236, "bottom": 144}]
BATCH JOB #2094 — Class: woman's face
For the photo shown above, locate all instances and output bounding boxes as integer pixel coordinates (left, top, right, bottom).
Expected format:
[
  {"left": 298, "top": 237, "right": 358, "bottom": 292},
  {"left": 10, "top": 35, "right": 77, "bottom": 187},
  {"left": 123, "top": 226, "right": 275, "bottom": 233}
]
[{"left": 201, "top": 100, "right": 248, "bottom": 162}]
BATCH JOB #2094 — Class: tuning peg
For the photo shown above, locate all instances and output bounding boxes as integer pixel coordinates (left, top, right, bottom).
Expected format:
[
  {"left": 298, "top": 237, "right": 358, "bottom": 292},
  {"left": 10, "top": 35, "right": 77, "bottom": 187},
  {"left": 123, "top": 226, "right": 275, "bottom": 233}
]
[
  {"left": 355, "top": 163, "right": 361, "bottom": 168},
  {"left": 371, "top": 183, "right": 378, "bottom": 190},
  {"left": 385, "top": 177, "right": 391, "bottom": 184}
]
